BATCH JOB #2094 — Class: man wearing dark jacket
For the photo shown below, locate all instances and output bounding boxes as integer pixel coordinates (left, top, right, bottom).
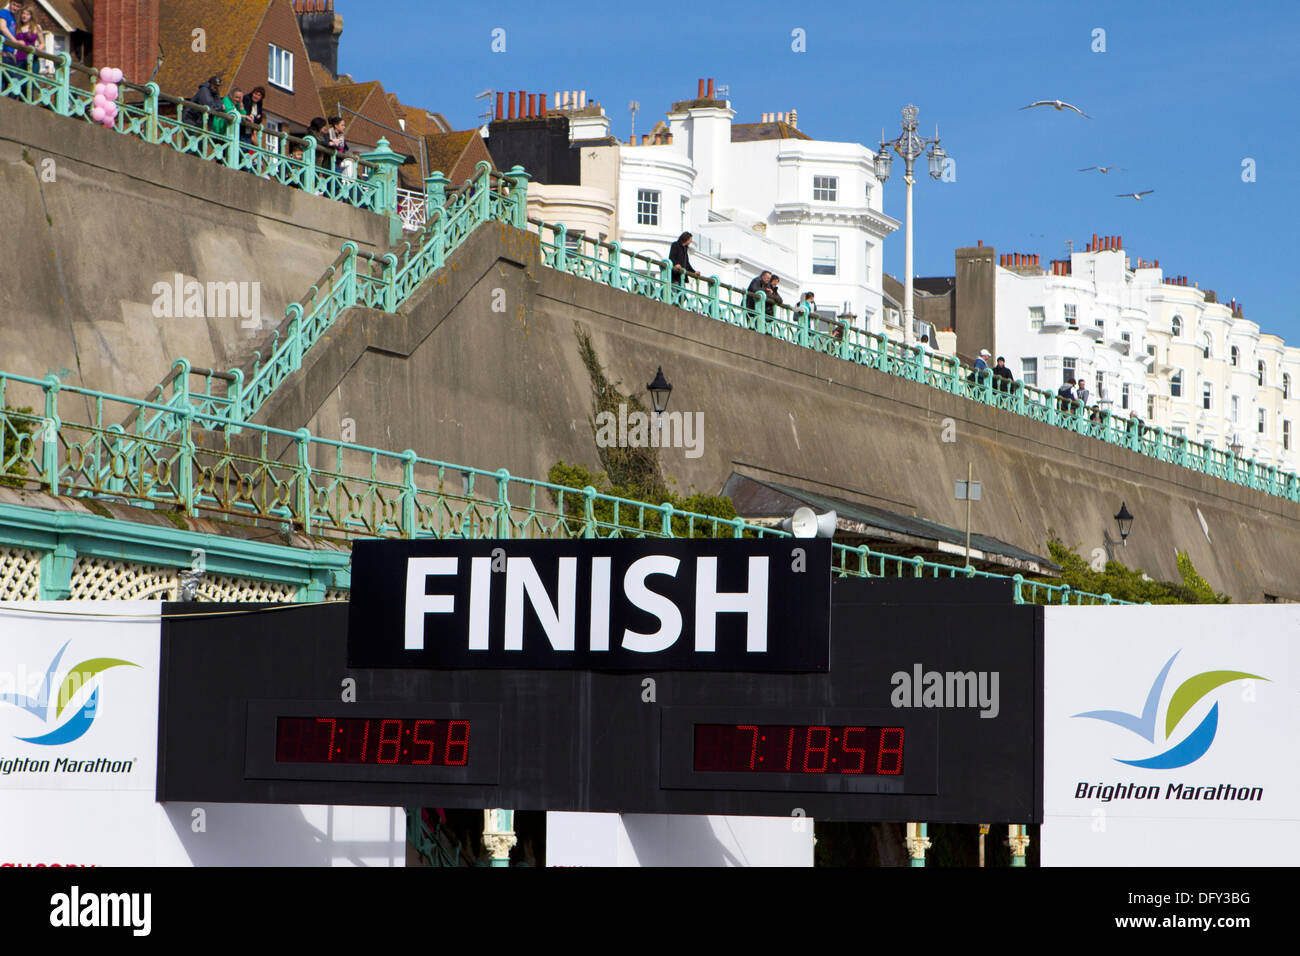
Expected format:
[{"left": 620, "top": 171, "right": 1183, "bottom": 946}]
[
  {"left": 1057, "top": 377, "right": 1078, "bottom": 413},
  {"left": 668, "top": 232, "right": 696, "bottom": 306},
  {"left": 992, "top": 356, "right": 1015, "bottom": 393},
  {"left": 745, "top": 270, "right": 772, "bottom": 315},
  {"left": 184, "top": 76, "right": 222, "bottom": 128}
]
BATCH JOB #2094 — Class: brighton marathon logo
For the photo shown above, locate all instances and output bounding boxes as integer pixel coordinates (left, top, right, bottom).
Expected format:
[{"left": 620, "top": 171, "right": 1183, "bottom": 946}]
[
  {"left": 0, "top": 641, "right": 138, "bottom": 745},
  {"left": 1072, "top": 650, "right": 1265, "bottom": 769}
]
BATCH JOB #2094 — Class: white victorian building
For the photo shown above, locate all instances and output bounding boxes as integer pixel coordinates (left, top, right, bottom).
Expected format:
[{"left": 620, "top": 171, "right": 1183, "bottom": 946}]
[
  {"left": 544, "top": 81, "right": 899, "bottom": 333},
  {"left": 994, "top": 235, "right": 1300, "bottom": 471}
]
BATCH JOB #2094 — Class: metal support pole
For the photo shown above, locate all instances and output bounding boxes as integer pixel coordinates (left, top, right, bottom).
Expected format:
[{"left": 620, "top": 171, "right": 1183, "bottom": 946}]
[
  {"left": 964, "top": 462, "right": 973, "bottom": 565},
  {"left": 979, "top": 823, "right": 989, "bottom": 867},
  {"left": 903, "top": 169, "right": 915, "bottom": 346},
  {"left": 906, "top": 821, "right": 931, "bottom": 867},
  {"left": 1007, "top": 824, "right": 1030, "bottom": 867},
  {"left": 482, "top": 808, "right": 516, "bottom": 867}
]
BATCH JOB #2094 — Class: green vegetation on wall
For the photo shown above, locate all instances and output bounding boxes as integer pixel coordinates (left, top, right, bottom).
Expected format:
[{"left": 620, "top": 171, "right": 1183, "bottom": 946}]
[
  {"left": 1037, "top": 537, "right": 1230, "bottom": 604},
  {"left": 549, "top": 325, "right": 742, "bottom": 537}
]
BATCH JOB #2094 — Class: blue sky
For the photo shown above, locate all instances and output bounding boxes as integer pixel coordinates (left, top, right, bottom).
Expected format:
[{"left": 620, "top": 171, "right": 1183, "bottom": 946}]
[{"left": 339, "top": 0, "right": 1300, "bottom": 340}]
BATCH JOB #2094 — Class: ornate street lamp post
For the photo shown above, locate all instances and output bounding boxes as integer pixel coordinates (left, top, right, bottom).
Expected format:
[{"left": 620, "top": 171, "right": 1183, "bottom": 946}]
[{"left": 875, "top": 105, "right": 948, "bottom": 346}]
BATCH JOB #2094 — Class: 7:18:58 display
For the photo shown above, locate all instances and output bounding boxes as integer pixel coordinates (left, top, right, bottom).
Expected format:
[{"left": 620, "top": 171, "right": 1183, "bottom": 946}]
[{"left": 693, "top": 723, "right": 903, "bottom": 775}]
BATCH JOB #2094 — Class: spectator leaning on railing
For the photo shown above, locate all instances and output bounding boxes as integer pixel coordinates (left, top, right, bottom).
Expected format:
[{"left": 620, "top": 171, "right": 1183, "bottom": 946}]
[
  {"left": 668, "top": 232, "right": 699, "bottom": 305},
  {"left": 992, "top": 356, "right": 1015, "bottom": 393},
  {"left": 0, "top": 0, "right": 20, "bottom": 70},
  {"left": 13, "top": 4, "right": 41, "bottom": 71},
  {"left": 184, "top": 75, "right": 222, "bottom": 129}
]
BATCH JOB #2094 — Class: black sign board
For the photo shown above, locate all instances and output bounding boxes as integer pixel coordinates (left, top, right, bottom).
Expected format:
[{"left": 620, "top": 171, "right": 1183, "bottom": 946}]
[
  {"left": 158, "top": 578, "right": 1042, "bottom": 822},
  {"left": 347, "top": 538, "right": 832, "bottom": 672}
]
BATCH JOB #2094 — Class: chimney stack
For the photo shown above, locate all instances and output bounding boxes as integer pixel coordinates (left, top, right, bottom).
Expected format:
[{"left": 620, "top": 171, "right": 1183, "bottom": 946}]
[{"left": 293, "top": 0, "right": 343, "bottom": 81}]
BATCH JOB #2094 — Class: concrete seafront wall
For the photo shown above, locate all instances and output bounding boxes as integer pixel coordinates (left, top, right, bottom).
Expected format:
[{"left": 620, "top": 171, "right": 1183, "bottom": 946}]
[
  {"left": 257, "top": 224, "right": 1300, "bottom": 603},
  {"left": 0, "top": 95, "right": 390, "bottom": 402}
]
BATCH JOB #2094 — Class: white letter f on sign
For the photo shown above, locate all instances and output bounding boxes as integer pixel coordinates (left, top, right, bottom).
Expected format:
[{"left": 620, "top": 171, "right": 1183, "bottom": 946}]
[{"left": 404, "top": 557, "right": 458, "bottom": 649}]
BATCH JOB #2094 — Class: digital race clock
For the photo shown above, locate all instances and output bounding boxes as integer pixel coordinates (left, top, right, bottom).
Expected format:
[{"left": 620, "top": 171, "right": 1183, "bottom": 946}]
[
  {"left": 243, "top": 701, "right": 501, "bottom": 785},
  {"left": 693, "top": 723, "right": 904, "bottom": 775},
  {"left": 660, "top": 707, "right": 938, "bottom": 795},
  {"left": 275, "top": 716, "right": 472, "bottom": 766}
]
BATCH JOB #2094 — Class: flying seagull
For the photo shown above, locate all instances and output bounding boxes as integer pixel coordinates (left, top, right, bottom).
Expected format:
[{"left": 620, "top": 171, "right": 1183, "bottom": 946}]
[
  {"left": 1115, "top": 189, "right": 1155, "bottom": 201},
  {"left": 1079, "top": 165, "right": 1125, "bottom": 174},
  {"left": 1020, "top": 99, "right": 1090, "bottom": 118}
]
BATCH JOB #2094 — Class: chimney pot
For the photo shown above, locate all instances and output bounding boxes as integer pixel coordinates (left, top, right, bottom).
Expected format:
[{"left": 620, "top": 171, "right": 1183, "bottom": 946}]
[
  {"left": 496, "top": 91, "right": 504, "bottom": 120},
  {"left": 1117, "top": 234, "right": 1122, "bottom": 249},
  {"left": 579, "top": 90, "right": 586, "bottom": 108},
  {"left": 698, "top": 78, "right": 706, "bottom": 98},
  {"left": 707, "top": 78, "right": 714, "bottom": 98},
  {"left": 539, "top": 93, "right": 547, "bottom": 116},
  {"left": 507, "top": 91, "right": 516, "bottom": 119},
  {"left": 1091, "top": 233, "right": 1098, "bottom": 251},
  {"left": 977, "top": 239, "right": 983, "bottom": 246}
]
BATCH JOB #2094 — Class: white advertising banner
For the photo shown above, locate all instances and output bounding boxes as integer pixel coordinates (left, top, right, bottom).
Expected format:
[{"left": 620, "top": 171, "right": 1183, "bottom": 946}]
[
  {"left": 0, "top": 603, "right": 403, "bottom": 867},
  {"left": 546, "top": 812, "right": 816, "bottom": 866},
  {"left": 1042, "top": 604, "right": 1300, "bottom": 865},
  {"left": 0, "top": 602, "right": 161, "bottom": 791}
]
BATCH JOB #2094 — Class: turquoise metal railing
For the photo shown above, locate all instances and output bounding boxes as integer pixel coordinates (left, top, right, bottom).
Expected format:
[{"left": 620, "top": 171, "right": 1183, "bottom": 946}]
[
  {"left": 527, "top": 221, "right": 1300, "bottom": 506},
  {"left": 0, "top": 48, "right": 380, "bottom": 212},
  {"left": 126, "top": 161, "right": 526, "bottom": 447},
  {"left": 0, "top": 371, "right": 1125, "bottom": 606}
]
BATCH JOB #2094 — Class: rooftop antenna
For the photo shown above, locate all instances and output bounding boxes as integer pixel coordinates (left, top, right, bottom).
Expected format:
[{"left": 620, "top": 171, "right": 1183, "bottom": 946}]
[
  {"left": 475, "top": 88, "right": 494, "bottom": 125},
  {"left": 1065, "top": 238, "right": 1074, "bottom": 255},
  {"left": 715, "top": 82, "right": 730, "bottom": 102},
  {"left": 629, "top": 100, "right": 640, "bottom": 141}
]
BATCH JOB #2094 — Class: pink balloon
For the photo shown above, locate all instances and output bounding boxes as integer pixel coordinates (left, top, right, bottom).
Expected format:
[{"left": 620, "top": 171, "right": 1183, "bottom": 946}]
[
  {"left": 91, "top": 106, "right": 106, "bottom": 122},
  {"left": 94, "top": 83, "right": 105, "bottom": 96},
  {"left": 99, "top": 66, "right": 114, "bottom": 81},
  {"left": 103, "top": 85, "right": 118, "bottom": 102},
  {"left": 93, "top": 93, "right": 108, "bottom": 109},
  {"left": 104, "top": 104, "right": 119, "bottom": 119},
  {"left": 109, "top": 68, "right": 124, "bottom": 83}
]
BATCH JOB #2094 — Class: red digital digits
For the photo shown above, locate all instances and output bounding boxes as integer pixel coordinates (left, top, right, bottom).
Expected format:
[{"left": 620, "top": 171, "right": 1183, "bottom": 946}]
[
  {"left": 276, "top": 717, "right": 472, "bottom": 766},
  {"left": 693, "top": 724, "right": 905, "bottom": 776}
]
